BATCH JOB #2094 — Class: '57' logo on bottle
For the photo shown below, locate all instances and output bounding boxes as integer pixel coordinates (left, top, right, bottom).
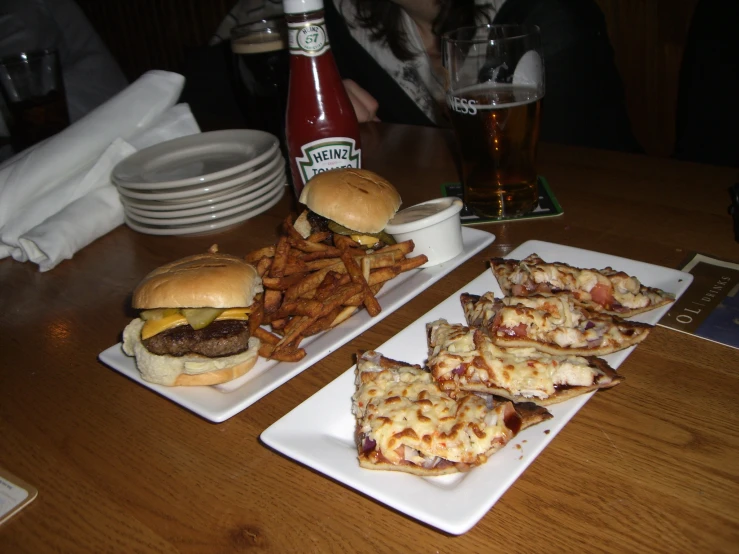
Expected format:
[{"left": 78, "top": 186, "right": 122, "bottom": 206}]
[
  {"left": 448, "top": 96, "right": 478, "bottom": 115},
  {"left": 289, "top": 19, "right": 329, "bottom": 56}
]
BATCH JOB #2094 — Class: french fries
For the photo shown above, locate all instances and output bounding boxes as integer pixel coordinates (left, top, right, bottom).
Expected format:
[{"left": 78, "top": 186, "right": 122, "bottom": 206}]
[{"left": 244, "top": 215, "right": 428, "bottom": 360}]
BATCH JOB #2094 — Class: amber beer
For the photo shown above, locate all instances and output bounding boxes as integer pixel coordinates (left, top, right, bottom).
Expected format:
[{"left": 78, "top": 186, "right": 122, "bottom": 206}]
[{"left": 449, "top": 83, "right": 542, "bottom": 218}]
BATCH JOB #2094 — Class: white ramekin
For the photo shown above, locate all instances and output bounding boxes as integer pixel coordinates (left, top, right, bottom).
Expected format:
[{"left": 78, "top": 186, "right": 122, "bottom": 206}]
[{"left": 384, "top": 198, "right": 464, "bottom": 268}]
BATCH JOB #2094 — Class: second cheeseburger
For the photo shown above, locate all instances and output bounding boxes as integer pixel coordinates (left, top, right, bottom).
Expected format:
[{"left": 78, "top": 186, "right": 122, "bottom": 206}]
[
  {"left": 122, "top": 251, "right": 262, "bottom": 386},
  {"left": 296, "top": 169, "right": 401, "bottom": 248}
]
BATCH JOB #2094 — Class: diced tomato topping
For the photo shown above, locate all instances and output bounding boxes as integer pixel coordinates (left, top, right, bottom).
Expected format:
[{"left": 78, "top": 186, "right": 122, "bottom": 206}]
[
  {"left": 590, "top": 283, "right": 615, "bottom": 308},
  {"left": 512, "top": 284, "right": 527, "bottom": 296},
  {"left": 500, "top": 323, "right": 528, "bottom": 337}
]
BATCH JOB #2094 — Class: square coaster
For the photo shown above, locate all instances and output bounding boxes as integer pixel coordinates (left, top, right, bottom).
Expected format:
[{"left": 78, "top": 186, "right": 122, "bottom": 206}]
[{"left": 441, "top": 176, "right": 563, "bottom": 225}]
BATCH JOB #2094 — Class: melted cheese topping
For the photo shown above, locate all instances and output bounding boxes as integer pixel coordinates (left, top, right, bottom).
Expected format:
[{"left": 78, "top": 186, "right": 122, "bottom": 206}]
[
  {"left": 463, "top": 293, "right": 629, "bottom": 349},
  {"left": 427, "top": 320, "right": 605, "bottom": 399},
  {"left": 495, "top": 254, "right": 674, "bottom": 312},
  {"left": 141, "top": 307, "right": 252, "bottom": 340},
  {"left": 352, "top": 353, "right": 512, "bottom": 466}
]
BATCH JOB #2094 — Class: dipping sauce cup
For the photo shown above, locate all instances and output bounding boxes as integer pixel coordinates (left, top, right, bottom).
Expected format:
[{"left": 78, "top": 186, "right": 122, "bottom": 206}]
[{"left": 385, "top": 198, "right": 464, "bottom": 267}]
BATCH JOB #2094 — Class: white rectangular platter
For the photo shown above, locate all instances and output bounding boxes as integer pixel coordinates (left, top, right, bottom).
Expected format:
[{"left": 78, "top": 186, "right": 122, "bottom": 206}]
[
  {"left": 98, "top": 226, "right": 495, "bottom": 422},
  {"left": 261, "top": 240, "right": 694, "bottom": 535}
]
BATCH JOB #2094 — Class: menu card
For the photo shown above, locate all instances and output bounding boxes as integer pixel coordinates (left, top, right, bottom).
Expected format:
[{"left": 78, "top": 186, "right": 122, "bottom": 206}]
[
  {"left": 442, "top": 176, "right": 563, "bottom": 225},
  {"left": 659, "top": 253, "right": 739, "bottom": 350}
]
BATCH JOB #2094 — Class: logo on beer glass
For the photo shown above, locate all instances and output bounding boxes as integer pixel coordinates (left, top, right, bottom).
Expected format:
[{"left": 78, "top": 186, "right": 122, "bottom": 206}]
[{"left": 448, "top": 95, "right": 478, "bottom": 115}]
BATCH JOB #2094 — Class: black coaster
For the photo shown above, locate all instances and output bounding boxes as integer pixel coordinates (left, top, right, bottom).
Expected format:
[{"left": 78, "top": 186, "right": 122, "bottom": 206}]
[{"left": 441, "top": 176, "right": 563, "bottom": 225}]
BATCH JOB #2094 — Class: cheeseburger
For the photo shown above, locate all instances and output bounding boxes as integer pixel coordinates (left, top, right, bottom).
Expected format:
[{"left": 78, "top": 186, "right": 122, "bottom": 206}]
[
  {"left": 296, "top": 168, "right": 401, "bottom": 249},
  {"left": 122, "top": 250, "right": 262, "bottom": 386}
]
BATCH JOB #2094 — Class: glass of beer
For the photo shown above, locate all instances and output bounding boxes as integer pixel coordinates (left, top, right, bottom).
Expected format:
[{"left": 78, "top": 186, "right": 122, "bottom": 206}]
[
  {"left": 442, "top": 25, "right": 544, "bottom": 218},
  {"left": 230, "top": 18, "right": 290, "bottom": 146},
  {"left": 0, "top": 48, "right": 70, "bottom": 153}
]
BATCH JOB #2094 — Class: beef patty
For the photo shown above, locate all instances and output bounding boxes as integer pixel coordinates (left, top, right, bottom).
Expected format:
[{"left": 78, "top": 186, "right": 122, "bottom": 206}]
[{"left": 143, "top": 320, "right": 251, "bottom": 358}]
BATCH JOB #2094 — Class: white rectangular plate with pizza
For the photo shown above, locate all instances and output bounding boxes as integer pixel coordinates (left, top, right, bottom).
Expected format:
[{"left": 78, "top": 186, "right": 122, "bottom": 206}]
[
  {"left": 98, "top": 226, "right": 495, "bottom": 422},
  {"left": 261, "top": 240, "right": 693, "bottom": 534}
]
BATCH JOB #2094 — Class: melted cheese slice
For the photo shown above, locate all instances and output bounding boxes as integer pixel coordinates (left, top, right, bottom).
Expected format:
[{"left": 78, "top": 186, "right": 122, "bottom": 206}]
[
  {"left": 350, "top": 234, "right": 380, "bottom": 246},
  {"left": 352, "top": 352, "right": 513, "bottom": 466},
  {"left": 141, "top": 307, "right": 252, "bottom": 340}
]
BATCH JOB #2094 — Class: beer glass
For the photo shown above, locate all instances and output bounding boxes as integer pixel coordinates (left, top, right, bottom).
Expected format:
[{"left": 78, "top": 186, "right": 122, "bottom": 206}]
[
  {"left": 231, "top": 18, "right": 290, "bottom": 146},
  {"left": 443, "top": 25, "right": 544, "bottom": 218},
  {"left": 0, "top": 48, "right": 70, "bottom": 152}
]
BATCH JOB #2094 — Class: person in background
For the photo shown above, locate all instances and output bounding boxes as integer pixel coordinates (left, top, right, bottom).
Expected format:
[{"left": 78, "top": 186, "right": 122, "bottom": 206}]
[
  {"left": 0, "top": 0, "right": 128, "bottom": 146},
  {"left": 212, "top": 0, "right": 641, "bottom": 153}
]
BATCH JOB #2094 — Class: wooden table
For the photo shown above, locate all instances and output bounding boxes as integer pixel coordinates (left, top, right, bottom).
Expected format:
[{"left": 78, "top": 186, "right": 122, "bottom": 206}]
[{"left": 2, "top": 123, "right": 738, "bottom": 552}]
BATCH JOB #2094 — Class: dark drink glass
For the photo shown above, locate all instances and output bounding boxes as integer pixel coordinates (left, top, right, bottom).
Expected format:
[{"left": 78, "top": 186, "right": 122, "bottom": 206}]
[
  {"left": 230, "top": 18, "right": 290, "bottom": 147},
  {"left": 0, "top": 49, "right": 70, "bottom": 152}
]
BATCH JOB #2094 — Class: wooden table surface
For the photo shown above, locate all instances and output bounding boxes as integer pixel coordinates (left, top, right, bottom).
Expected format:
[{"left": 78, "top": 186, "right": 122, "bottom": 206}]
[{"left": 2, "top": 123, "right": 738, "bottom": 552}]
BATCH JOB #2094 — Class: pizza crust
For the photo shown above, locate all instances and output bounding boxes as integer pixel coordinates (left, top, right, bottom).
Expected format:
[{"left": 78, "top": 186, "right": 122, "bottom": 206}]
[
  {"left": 490, "top": 254, "right": 675, "bottom": 317},
  {"left": 352, "top": 351, "right": 551, "bottom": 476},
  {"left": 426, "top": 319, "right": 623, "bottom": 405},
  {"left": 460, "top": 292, "right": 653, "bottom": 356}
]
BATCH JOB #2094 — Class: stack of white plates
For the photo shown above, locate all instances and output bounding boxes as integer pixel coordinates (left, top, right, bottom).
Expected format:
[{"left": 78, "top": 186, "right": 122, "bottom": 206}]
[{"left": 112, "top": 129, "right": 288, "bottom": 235}]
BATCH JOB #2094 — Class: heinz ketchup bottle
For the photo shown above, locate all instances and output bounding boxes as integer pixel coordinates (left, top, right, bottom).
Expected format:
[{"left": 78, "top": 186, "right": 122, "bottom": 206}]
[{"left": 283, "top": 0, "right": 362, "bottom": 197}]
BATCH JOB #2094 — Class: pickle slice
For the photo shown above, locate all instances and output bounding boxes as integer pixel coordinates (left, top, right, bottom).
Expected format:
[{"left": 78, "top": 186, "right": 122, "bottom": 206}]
[
  {"left": 327, "top": 221, "right": 354, "bottom": 236},
  {"left": 181, "top": 307, "right": 225, "bottom": 330},
  {"left": 140, "top": 308, "right": 180, "bottom": 321},
  {"left": 375, "top": 230, "right": 396, "bottom": 245}
]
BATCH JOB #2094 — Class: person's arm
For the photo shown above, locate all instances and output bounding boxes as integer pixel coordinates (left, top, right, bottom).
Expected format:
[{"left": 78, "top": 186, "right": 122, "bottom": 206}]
[{"left": 343, "top": 79, "right": 380, "bottom": 122}]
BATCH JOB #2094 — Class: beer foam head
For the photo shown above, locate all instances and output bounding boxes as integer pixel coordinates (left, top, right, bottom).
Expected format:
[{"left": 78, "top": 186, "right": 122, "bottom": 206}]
[{"left": 231, "top": 32, "right": 286, "bottom": 54}]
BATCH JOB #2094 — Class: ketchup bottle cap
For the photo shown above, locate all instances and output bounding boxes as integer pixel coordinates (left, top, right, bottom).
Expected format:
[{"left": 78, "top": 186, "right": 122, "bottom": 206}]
[{"left": 283, "top": 0, "right": 324, "bottom": 14}]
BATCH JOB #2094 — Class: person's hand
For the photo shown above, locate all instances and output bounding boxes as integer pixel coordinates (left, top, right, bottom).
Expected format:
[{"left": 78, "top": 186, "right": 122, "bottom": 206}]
[{"left": 343, "top": 79, "right": 380, "bottom": 122}]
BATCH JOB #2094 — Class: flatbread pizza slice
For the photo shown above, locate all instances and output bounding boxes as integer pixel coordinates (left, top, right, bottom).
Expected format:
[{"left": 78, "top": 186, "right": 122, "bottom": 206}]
[
  {"left": 426, "top": 319, "right": 622, "bottom": 405},
  {"left": 461, "top": 291, "right": 652, "bottom": 356},
  {"left": 490, "top": 254, "right": 675, "bottom": 317},
  {"left": 352, "top": 351, "right": 551, "bottom": 476}
]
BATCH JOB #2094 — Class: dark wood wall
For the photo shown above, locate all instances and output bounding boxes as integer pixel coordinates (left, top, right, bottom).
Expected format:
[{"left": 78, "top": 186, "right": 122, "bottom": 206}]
[
  {"left": 77, "top": 0, "right": 699, "bottom": 158},
  {"left": 595, "top": 0, "right": 700, "bottom": 157}
]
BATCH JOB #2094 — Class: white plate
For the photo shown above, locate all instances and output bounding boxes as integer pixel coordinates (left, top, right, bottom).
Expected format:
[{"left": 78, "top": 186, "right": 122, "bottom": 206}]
[
  {"left": 123, "top": 181, "right": 286, "bottom": 236},
  {"left": 115, "top": 154, "right": 283, "bottom": 202},
  {"left": 260, "top": 240, "right": 694, "bottom": 535},
  {"left": 123, "top": 170, "right": 286, "bottom": 219},
  {"left": 112, "top": 130, "right": 279, "bottom": 189},
  {"left": 119, "top": 164, "right": 285, "bottom": 212},
  {"left": 124, "top": 172, "right": 286, "bottom": 224},
  {"left": 98, "top": 227, "right": 497, "bottom": 420}
]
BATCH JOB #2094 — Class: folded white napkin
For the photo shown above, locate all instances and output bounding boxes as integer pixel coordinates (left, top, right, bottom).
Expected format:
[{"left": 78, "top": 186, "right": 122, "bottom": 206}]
[{"left": 0, "top": 70, "right": 201, "bottom": 271}]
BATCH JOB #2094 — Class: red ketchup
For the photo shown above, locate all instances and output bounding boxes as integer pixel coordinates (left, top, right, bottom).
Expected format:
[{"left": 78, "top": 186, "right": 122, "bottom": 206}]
[{"left": 283, "top": 0, "right": 362, "bottom": 197}]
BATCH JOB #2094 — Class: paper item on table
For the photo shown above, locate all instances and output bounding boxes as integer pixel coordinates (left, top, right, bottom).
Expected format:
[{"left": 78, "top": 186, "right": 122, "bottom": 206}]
[
  {"left": 0, "top": 467, "right": 38, "bottom": 526},
  {"left": 0, "top": 71, "right": 201, "bottom": 271},
  {"left": 658, "top": 252, "right": 739, "bottom": 350}
]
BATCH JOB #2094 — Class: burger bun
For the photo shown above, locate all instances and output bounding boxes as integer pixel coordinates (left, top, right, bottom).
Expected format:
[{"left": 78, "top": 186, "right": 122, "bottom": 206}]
[
  {"left": 298, "top": 169, "right": 401, "bottom": 234},
  {"left": 133, "top": 252, "right": 263, "bottom": 310}
]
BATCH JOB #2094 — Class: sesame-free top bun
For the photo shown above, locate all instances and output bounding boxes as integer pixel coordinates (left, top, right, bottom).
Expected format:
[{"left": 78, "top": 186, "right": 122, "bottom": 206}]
[
  {"left": 298, "top": 169, "right": 402, "bottom": 234},
  {"left": 132, "top": 252, "right": 263, "bottom": 309}
]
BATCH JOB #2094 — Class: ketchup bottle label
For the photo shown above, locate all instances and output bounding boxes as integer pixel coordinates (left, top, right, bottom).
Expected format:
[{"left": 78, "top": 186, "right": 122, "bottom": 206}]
[
  {"left": 294, "top": 137, "right": 361, "bottom": 184},
  {"left": 288, "top": 19, "right": 330, "bottom": 57}
]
